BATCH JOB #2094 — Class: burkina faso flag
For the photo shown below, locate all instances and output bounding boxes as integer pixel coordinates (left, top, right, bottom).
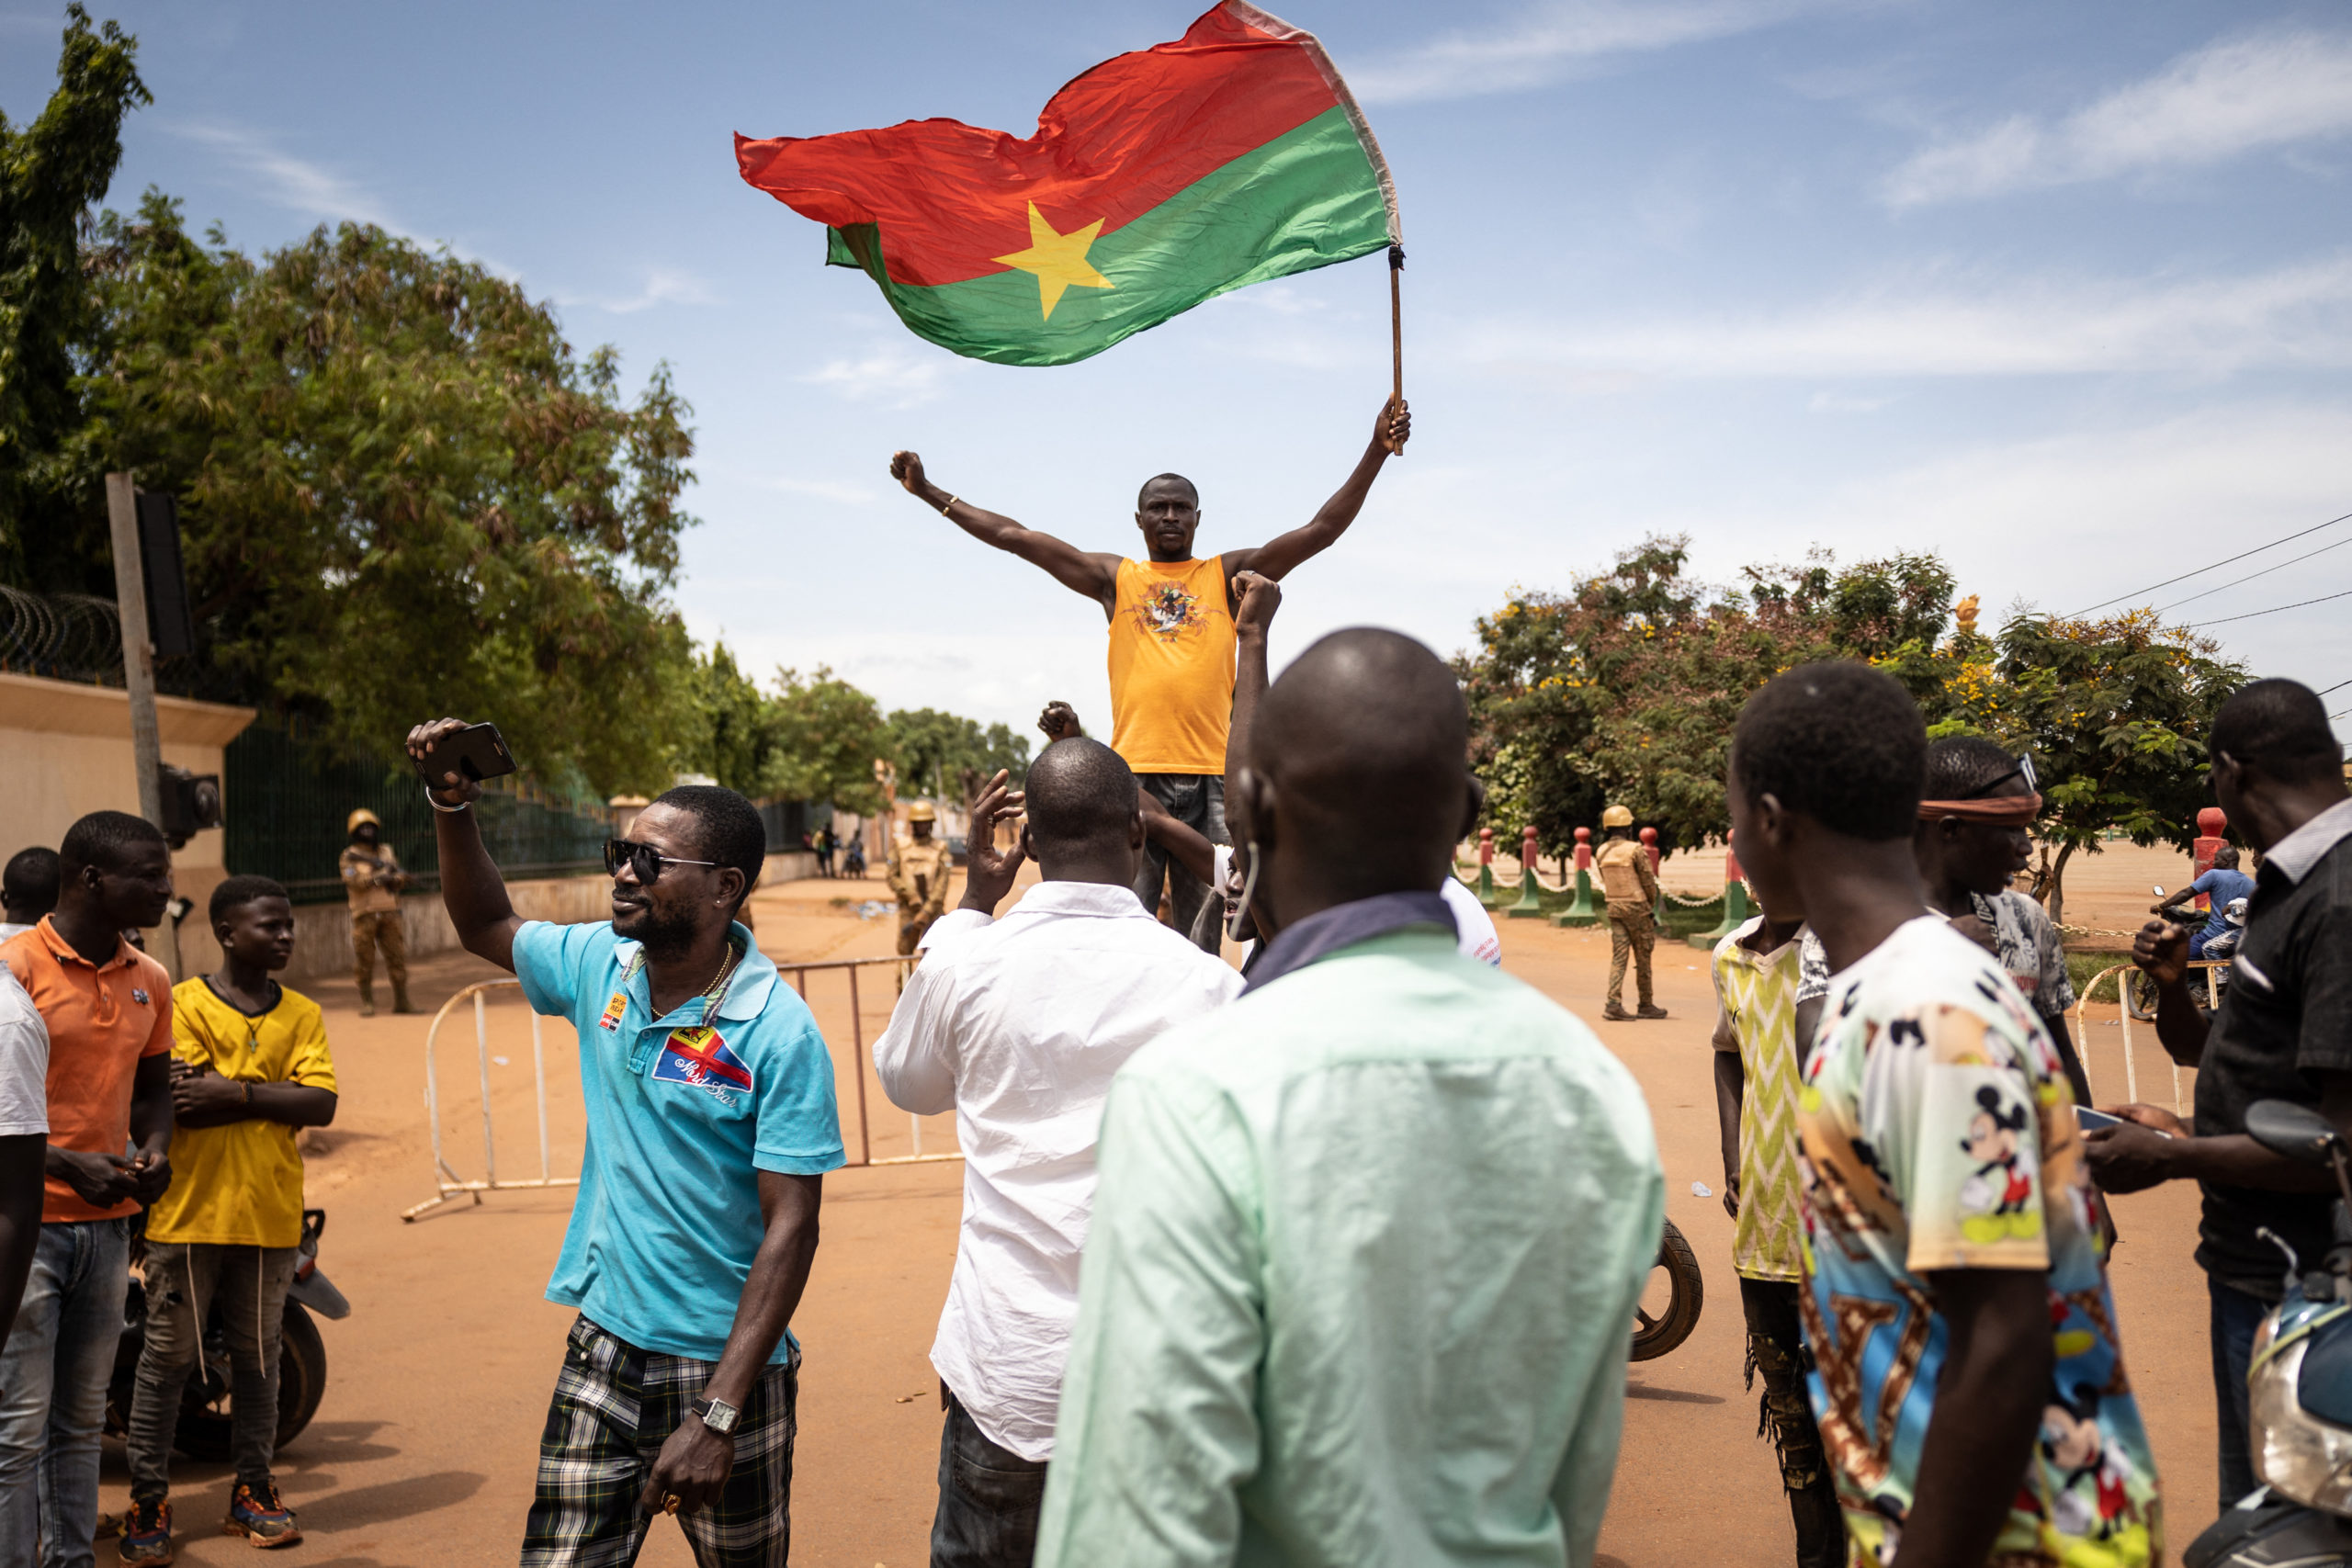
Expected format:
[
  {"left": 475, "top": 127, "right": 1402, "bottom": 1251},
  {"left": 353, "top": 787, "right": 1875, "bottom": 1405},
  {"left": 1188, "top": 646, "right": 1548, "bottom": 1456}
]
[{"left": 734, "top": 2, "right": 1399, "bottom": 367}]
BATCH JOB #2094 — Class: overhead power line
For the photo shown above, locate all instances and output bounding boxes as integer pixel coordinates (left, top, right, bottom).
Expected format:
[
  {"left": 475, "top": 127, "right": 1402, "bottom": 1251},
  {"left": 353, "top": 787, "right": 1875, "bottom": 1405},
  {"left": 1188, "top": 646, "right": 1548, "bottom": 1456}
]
[
  {"left": 2064, "top": 508, "right": 2352, "bottom": 619},
  {"left": 2156, "top": 535, "right": 2352, "bottom": 614},
  {"left": 2193, "top": 586, "right": 2352, "bottom": 628},
  {"left": 2319, "top": 678, "right": 2352, "bottom": 698}
]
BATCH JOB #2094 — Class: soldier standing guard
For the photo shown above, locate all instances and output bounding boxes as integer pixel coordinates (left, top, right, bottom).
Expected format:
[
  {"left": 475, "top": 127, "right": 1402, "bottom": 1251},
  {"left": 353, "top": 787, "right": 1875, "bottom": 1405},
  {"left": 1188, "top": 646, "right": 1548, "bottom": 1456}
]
[
  {"left": 888, "top": 802, "right": 953, "bottom": 962},
  {"left": 340, "top": 807, "right": 413, "bottom": 1016},
  {"left": 1594, "top": 805, "right": 1668, "bottom": 1021}
]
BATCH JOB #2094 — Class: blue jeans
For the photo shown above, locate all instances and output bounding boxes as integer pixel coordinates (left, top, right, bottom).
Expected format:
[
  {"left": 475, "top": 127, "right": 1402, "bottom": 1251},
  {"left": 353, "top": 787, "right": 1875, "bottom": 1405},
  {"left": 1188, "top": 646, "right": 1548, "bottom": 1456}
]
[
  {"left": 930, "top": 1389, "right": 1046, "bottom": 1568},
  {"left": 2211, "top": 1274, "right": 2269, "bottom": 1506},
  {"left": 0, "top": 1219, "right": 132, "bottom": 1568}
]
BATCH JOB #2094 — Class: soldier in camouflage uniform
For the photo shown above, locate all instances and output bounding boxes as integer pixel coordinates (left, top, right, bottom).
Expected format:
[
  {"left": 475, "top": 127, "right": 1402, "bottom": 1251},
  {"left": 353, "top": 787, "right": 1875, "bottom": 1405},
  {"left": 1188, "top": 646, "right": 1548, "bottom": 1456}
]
[
  {"left": 340, "top": 807, "right": 413, "bottom": 1016},
  {"left": 1594, "top": 804, "right": 1668, "bottom": 1021},
  {"left": 888, "top": 801, "right": 954, "bottom": 960}
]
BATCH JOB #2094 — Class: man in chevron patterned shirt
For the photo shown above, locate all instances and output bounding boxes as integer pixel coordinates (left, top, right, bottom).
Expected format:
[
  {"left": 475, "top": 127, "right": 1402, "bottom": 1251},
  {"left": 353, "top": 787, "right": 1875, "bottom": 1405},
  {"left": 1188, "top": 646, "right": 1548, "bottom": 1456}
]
[{"left": 1711, "top": 908, "right": 1839, "bottom": 1568}]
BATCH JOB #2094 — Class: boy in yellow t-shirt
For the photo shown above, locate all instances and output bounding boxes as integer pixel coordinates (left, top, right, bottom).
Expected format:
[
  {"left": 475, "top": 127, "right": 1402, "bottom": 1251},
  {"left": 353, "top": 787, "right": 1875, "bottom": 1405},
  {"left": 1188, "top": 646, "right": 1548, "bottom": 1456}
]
[{"left": 119, "top": 875, "right": 337, "bottom": 1562}]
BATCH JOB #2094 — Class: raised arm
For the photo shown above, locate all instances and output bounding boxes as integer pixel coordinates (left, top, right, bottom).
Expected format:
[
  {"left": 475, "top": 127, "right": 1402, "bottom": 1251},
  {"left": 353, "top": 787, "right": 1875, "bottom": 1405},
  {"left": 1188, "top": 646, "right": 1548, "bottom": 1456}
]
[
  {"left": 1223, "top": 399, "right": 1409, "bottom": 587},
  {"left": 890, "top": 451, "right": 1122, "bottom": 613},
  {"left": 405, "top": 716, "right": 524, "bottom": 971},
  {"left": 1226, "top": 570, "right": 1280, "bottom": 781}
]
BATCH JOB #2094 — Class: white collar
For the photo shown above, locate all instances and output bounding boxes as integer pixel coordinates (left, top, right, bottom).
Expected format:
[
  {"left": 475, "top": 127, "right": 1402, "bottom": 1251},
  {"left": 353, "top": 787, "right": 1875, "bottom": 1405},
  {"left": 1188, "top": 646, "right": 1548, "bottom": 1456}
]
[
  {"left": 2264, "top": 796, "right": 2352, "bottom": 886},
  {"left": 1004, "top": 881, "right": 1153, "bottom": 919}
]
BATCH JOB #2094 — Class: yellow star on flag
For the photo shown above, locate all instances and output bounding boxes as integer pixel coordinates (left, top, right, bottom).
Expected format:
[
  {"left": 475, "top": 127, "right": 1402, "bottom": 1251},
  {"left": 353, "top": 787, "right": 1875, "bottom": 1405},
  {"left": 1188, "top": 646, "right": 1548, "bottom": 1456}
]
[{"left": 992, "top": 202, "right": 1113, "bottom": 321}]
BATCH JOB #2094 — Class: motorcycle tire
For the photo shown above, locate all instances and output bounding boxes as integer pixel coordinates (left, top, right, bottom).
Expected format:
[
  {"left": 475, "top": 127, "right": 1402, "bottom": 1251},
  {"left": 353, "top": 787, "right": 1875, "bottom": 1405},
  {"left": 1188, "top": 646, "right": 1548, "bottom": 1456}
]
[
  {"left": 171, "top": 1301, "right": 327, "bottom": 1463},
  {"left": 1632, "top": 1220, "right": 1704, "bottom": 1362}
]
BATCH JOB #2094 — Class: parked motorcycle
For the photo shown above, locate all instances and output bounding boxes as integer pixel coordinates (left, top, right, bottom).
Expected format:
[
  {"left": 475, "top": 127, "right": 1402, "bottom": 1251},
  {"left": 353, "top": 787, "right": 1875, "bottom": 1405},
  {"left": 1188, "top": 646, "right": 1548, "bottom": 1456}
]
[
  {"left": 105, "top": 1208, "right": 348, "bottom": 1461},
  {"left": 2184, "top": 1100, "right": 2352, "bottom": 1565}
]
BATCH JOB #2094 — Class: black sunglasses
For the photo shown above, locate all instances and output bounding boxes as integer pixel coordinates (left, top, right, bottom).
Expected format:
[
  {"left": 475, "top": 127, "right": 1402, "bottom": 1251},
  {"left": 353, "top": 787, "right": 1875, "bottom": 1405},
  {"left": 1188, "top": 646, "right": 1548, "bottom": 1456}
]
[
  {"left": 1956, "top": 753, "right": 2039, "bottom": 800},
  {"left": 604, "top": 839, "right": 722, "bottom": 885}
]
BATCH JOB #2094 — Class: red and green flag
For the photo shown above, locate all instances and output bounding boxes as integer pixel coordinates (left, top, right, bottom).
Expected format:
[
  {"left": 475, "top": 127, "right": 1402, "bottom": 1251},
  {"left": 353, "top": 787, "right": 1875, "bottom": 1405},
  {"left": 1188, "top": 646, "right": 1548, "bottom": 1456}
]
[{"left": 734, "top": 3, "right": 1400, "bottom": 367}]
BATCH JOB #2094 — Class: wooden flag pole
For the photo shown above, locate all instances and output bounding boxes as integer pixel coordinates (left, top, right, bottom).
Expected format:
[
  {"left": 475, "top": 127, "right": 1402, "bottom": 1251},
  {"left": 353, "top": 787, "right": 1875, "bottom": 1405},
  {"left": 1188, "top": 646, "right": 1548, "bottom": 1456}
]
[{"left": 1387, "top": 243, "right": 1407, "bottom": 454}]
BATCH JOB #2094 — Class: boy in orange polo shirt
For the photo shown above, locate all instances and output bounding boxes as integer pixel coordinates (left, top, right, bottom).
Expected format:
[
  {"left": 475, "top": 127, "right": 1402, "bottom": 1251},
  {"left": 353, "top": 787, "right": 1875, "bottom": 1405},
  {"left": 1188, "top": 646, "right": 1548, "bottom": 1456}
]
[{"left": 0, "top": 811, "right": 176, "bottom": 1568}]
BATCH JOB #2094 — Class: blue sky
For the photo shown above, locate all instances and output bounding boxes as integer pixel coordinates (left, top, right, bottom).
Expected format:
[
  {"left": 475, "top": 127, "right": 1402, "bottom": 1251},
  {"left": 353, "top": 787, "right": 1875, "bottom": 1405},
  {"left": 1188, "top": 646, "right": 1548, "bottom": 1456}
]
[{"left": 6, "top": 1, "right": 2349, "bottom": 742}]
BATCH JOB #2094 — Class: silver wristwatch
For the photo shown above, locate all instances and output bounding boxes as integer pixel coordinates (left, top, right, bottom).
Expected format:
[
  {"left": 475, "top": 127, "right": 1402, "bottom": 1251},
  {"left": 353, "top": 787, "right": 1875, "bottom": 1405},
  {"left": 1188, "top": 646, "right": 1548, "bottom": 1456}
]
[{"left": 690, "top": 1395, "right": 740, "bottom": 1436}]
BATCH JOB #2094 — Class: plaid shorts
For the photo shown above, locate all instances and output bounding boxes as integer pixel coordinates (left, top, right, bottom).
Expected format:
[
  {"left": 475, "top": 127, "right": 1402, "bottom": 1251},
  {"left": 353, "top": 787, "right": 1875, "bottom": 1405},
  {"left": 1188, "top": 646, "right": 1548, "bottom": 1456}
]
[{"left": 520, "top": 1314, "right": 798, "bottom": 1568}]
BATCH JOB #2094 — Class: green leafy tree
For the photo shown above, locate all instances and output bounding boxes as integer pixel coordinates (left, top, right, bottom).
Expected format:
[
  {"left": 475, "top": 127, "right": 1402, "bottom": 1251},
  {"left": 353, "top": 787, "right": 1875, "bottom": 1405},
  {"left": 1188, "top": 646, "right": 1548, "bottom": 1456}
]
[
  {"left": 64, "top": 196, "right": 700, "bottom": 793},
  {"left": 772, "top": 668, "right": 892, "bottom": 815},
  {"left": 0, "top": 5, "right": 147, "bottom": 586},
  {"left": 674, "top": 642, "right": 788, "bottom": 798},
  {"left": 1463, "top": 539, "right": 1954, "bottom": 855},
  {"left": 1920, "top": 611, "right": 2242, "bottom": 925},
  {"left": 885, "top": 707, "right": 1033, "bottom": 801}
]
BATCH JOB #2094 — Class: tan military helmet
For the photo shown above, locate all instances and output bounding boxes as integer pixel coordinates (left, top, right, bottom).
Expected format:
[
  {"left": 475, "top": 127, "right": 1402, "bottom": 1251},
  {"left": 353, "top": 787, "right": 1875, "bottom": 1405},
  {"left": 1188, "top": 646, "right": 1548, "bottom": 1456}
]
[
  {"left": 1600, "top": 804, "right": 1634, "bottom": 829},
  {"left": 908, "top": 801, "right": 938, "bottom": 823},
  {"left": 347, "top": 807, "right": 382, "bottom": 834}
]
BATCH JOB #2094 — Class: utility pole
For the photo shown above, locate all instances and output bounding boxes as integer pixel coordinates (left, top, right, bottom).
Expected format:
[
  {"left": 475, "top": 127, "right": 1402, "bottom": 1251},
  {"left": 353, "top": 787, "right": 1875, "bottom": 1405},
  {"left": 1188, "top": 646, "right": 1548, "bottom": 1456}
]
[{"left": 106, "top": 471, "right": 181, "bottom": 981}]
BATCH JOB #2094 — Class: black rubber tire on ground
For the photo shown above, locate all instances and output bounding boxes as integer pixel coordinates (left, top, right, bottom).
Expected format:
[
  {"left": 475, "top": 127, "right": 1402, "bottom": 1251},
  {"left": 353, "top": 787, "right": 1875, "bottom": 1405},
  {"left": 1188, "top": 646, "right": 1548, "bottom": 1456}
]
[
  {"left": 1631, "top": 1220, "right": 1704, "bottom": 1363},
  {"left": 172, "top": 1301, "right": 327, "bottom": 1462},
  {"left": 2125, "top": 968, "right": 2160, "bottom": 1021}
]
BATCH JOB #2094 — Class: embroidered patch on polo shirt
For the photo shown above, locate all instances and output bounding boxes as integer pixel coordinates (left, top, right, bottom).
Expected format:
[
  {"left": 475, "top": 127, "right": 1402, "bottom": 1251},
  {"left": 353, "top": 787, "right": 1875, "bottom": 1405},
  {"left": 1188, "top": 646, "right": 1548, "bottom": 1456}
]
[{"left": 651, "top": 1027, "right": 753, "bottom": 1105}]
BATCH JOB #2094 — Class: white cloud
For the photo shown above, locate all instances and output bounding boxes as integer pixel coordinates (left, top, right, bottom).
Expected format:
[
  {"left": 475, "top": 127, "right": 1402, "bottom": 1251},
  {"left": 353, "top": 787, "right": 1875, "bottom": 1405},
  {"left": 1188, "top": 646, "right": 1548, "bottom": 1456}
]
[
  {"left": 1807, "top": 391, "right": 1891, "bottom": 412},
  {"left": 170, "top": 121, "right": 402, "bottom": 230},
  {"left": 1346, "top": 0, "right": 1854, "bottom": 105},
  {"left": 1885, "top": 28, "right": 2352, "bottom": 206},
  {"left": 564, "top": 267, "right": 720, "bottom": 315},
  {"left": 798, "top": 344, "right": 961, "bottom": 409},
  {"left": 1452, "top": 254, "right": 2352, "bottom": 378}
]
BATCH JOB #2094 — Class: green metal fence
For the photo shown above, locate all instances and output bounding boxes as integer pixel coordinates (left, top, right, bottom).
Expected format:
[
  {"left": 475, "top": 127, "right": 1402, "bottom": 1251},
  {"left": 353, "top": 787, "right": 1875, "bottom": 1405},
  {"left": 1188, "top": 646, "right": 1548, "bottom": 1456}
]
[{"left": 223, "top": 726, "right": 612, "bottom": 905}]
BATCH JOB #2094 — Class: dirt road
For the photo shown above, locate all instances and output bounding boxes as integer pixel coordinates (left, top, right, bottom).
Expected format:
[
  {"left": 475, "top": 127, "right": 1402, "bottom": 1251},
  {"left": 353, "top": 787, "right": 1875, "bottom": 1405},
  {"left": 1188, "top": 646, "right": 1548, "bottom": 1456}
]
[{"left": 103, "top": 859, "right": 2221, "bottom": 1566}]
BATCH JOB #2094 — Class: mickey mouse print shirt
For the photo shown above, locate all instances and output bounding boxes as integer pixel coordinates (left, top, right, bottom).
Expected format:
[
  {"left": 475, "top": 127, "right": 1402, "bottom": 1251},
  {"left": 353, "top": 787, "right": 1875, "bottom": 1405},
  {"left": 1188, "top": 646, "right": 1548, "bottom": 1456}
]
[
  {"left": 514, "top": 918, "right": 845, "bottom": 1363},
  {"left": 1799, "top": 916, "right": 2161, "bottom": 1565}
]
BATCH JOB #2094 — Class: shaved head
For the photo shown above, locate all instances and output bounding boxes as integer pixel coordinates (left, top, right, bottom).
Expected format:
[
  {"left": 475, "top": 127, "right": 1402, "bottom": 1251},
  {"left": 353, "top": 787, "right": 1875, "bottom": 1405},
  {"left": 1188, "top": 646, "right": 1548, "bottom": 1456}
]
[
  {"left": 1024, "top": 738, "right": 1140, "bottom": 852},
  {"left": 1136, "top": 472, "right": 1198, "bottom": 509},
  {"left": 1243, "top": 628, "right": 1470, "bottom": 909}
]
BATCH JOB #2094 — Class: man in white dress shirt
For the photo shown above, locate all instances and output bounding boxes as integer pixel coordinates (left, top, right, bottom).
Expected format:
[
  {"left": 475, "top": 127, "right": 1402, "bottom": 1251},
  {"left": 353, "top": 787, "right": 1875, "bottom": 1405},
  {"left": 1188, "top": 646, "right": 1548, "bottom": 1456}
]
[{"left": 875, "top": 740, "right": 1241, "bottom": 1568}]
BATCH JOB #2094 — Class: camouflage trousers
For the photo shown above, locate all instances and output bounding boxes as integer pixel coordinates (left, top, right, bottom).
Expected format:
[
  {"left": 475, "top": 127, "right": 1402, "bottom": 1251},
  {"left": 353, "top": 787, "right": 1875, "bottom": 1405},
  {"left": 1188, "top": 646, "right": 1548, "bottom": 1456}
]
[
  {"left": 1606, "top": 912, "right": 1656, "bottom": 1009},
  {"left": 352, "top": 910, "right": 407, "bottom": 1000}
]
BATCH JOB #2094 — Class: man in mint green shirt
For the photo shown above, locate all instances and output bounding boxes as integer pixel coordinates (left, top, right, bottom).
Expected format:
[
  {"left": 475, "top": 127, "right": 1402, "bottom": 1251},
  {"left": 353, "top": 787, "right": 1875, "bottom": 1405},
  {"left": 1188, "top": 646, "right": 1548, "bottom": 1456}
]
[{"left": 1036, "top": 628, "right": 1665, "bottom": 1568}]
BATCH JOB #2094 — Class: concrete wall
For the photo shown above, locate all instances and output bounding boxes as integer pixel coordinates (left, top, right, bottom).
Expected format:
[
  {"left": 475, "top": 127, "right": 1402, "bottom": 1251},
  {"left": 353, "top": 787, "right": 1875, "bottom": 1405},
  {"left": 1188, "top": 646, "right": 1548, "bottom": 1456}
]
[
  {"left": 279, "top": 850, "right": 822, "bottom": 988},
  {"left": 0, "top": 672, "right": 256, "bottom": 981}
]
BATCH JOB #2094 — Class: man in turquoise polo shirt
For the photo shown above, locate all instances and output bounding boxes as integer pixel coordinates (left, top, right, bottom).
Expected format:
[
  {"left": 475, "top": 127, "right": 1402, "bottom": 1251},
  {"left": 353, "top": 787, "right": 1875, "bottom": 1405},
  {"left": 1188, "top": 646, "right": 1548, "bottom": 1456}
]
[{"left": 409, "top": 719, "right": 842, "bottom": 1568}]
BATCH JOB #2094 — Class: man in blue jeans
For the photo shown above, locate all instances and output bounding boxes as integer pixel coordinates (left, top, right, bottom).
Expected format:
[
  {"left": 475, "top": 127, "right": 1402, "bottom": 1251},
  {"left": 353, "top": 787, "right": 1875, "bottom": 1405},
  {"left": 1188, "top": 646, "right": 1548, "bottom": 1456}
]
[
  {"left": 2086, "top": 678, "right": 2352, "bottom": 1506},
  {"left": 412, "top": 720, "right": 842, "bottom": 1568},
  {"left": 2154, "top": 842, "right": 2256, "bottom": 960},
  {"left": 0, "top": 813, "right": 177, "bottom": 1568}
]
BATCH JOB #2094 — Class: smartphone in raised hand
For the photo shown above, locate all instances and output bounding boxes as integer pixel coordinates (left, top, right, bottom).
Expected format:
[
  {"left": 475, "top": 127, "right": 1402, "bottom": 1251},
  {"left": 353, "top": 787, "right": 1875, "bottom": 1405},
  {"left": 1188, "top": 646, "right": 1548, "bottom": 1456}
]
[{"left": 412, "top": 722, "right": 518, "bottom": 786}]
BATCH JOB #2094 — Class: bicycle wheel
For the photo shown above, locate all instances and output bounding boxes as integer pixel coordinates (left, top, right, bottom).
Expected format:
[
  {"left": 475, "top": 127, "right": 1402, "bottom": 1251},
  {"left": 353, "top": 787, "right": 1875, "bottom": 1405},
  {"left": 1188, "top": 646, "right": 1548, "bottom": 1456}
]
[{"left": 1631, "top": 1220, "right": 1705, "bottom": 1362}]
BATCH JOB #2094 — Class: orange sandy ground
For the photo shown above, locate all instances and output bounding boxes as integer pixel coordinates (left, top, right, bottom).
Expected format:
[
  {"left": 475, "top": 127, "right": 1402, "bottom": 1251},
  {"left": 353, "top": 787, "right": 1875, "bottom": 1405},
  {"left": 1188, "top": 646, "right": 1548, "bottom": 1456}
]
[{"left": 102, "top": 843, "right": 2221, "bottom": 1566}]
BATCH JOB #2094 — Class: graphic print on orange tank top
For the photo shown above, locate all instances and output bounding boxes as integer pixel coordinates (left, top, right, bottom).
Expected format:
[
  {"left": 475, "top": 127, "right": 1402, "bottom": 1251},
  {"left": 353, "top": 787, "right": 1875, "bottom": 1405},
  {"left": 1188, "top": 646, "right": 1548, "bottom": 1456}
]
[{"left": 1107, "top": 555, "right": 1236, "bottom": 775}]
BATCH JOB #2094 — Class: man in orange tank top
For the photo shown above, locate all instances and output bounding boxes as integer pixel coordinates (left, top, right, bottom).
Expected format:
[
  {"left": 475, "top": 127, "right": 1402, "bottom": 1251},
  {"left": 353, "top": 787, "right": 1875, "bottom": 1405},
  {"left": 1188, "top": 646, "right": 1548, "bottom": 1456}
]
[{"left": 889, "top": 399, "right": 1410, "bottom": 950}]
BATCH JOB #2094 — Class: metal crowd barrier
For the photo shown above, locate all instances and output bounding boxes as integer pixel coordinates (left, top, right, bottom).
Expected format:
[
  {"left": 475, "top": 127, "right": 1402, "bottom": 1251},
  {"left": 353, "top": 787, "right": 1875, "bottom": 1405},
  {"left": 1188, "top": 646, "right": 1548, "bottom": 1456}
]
[
  {"left": 402, "top": 953, "right": 961, "bottom": 1222},
  {"left": 2066, "top": 959, "right": 2223, "bottom": 1117}
]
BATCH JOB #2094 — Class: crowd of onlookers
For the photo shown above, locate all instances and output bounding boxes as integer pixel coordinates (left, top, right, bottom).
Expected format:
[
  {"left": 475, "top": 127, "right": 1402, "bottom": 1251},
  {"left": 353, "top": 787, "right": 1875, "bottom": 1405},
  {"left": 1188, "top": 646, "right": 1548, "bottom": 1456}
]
[
  {"left": 2, "top": 819, "right": 337, "bottom": 1564},
  {"left": 6, "top": 652, "right": 2347, "bottom": 1567}
]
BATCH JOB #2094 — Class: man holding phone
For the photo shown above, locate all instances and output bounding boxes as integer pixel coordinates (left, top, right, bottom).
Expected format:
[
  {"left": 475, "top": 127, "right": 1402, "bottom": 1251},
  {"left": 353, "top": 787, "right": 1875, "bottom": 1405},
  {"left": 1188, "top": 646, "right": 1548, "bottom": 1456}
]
[
  {"left": 409, "top": 718, "right": 842, "bottom": 1567},
  {"left": 2085, "top": 678, "right": 2352, "bottom": 1505}
]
